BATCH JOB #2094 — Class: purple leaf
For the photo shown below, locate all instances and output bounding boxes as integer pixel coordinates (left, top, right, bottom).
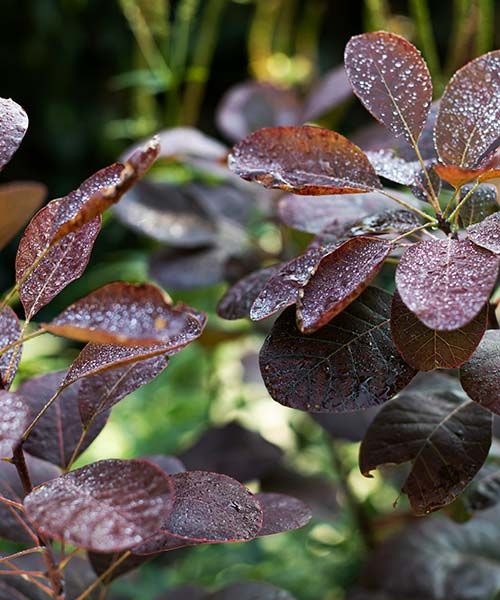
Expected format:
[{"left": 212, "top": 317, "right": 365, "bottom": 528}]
[
  {"left": 459, "top": 184, "right": 498, "bottom": 226},
  {"left": 0, "top": 98, "right": 28, "bottom": 170},
  {"left": 366, "top": 149, "right": 420, "bottom": 185},
  {"left": 302, "top": 65, "right": 352, "bottom": 121},
  {"left": 0, "top": 182, "right": 46, "bottom": 250},
  {"left": 0, "top": 391, "right": 30, "bottom": 459},
  {"left": 0, "top": 306, "right": 22, "bottom": 388},
  {"left": 468, "top": 212, "right": 500, "bottom": 254},
  {"left": 255, "top": 492, "right": 311, "bottom": 536}
]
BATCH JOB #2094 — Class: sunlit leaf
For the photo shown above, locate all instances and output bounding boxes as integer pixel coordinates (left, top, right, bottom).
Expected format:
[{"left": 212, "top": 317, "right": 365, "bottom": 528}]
[
  {"left": 0, "top": 391, "right": 30, "bottom": 459},
  {"left": 345, "top": 32, "right": 432, "bottom": 147},
  {"left": 228, "top": 126, "right": 382, "bottom": 195},
  {"left": 359, "top": 379, "right": 492, "bottom": 514},
  {"left": 0, "top": 306, "right": 21, "bottom": 388},
  {"left": 0, "top": 98, "right": 28, "bottom": 170},
  {"left": 434, "top": 163, "right": 500, "bottom": 187},
  {"left": 435, "top": 50, "right": 500, "bottom": 168},
  {"left": 391, "top": 292, "right": 487, "bottom": 370},
  {"left": 468, "top": 212, "right": 500, "bottom": 254},
  {"left": 259, "top": 287, "right": 416, "bottom": 413},
  {"left": 297, "top": 237, "right": 391, "bottom": 332},
  {"left": 24, "top": 459, "right": 174, "bottom": 552},
  {"left": 0, "top": 182, "right": 46, "bottom": 250},
  {"left": 395, "top": 239, "right": 499, "bottom": 330},
  {"left": 255, "top": 492, "right": 311, "bottom": 536}
]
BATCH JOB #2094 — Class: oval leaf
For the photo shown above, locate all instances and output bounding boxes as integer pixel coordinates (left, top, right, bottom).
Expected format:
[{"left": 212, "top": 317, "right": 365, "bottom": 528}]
[
  {"left": 460, "top": 330, "right": 500, "bottom": 415},
  {"left": 460, "top": 184, "right": 498, "bottom": 226},
  {"left": 344, "top": 32, "right": 432, "bottom": 147},
  {"left": 0, "top": 182, "right": 46, "bottom": 250},
  {"left": 259, "top": 287, "right": 416, "bottom": 413},
  {"left": 359, "top": 382, "right": 492, "bottom": 514},
  {"left": 0, "top": 391, "right": 30, "bottom": 459},
  {"left": 0, "top": 306, "right": 22, "bottom": 387},
  {"left": 302, "top": 65, "right": 352, "bottom": 121},
  {"left": 435, "top": 50, "right": 500, "bottom": 168},
  {"left": 228, "top": 126, "right": 381, "bottom": 195},
  {"left": 391, "top": 292, "right": 487, "bottom": 370},
  {"left": 468, "top": 212, "right": 500, "bottom": 254},
  {"left": 396, "top": 239, "right": 499, "bottom": 331},
  {"left": 24, "top": 459, "right": 174, "bottom": 552},
  {"left": 255, "top": 492, "right": 311, "bottom": 536},
  {"left": 0, "top": 98, "right": 28, "bottom": 170},
  {"left": 297, "top": 237, "right": 391, "bottom": 333}
]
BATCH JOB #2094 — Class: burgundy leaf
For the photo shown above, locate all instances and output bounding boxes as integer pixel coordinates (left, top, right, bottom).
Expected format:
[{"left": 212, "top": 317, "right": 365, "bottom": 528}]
[
  {"left": 435, "top": 50, "right": 500, "bottom": 168},
  {"left": 297, "top": 237, "right": 391, "bottom": 333},
  {"left": 18, "top": 371, "right": 108, "bottom": 468},
  {"left": 391, "top": 292, "right": 488, "bottom": 371},
  {"left": 459, "top": 184, "right": 498, "bottom": 226},
  {"left": 460, "top": 330, "right": 500, "bottom": 415},
  {"left": 365, "top": 149, "right": 420, "bottom": 185},
  {"left": 16, "top": 208, "right": 101, "bottom": 318},
  {"left": 434, "top": 163, "right": 500, "bottom": 187},
  {"left": 344, "top": 32, "right": 432, "bottom": 147},
  {"left": 217, "top": 264, "right": 283, "bottom": 320},
  {"left": 314, "top": 408, "right": 380, "bottom": 443},
  {"left": 349, "top": 209, "right": 421, "bottom": 236},
  {"left": 359, "top": 382, "right": 492, "bottom": 515},
  {"left": 0, "top": 391, "right": 30, "bottom": 459},
  {"left": 302, "top": 65, "right": 352, "bottom": 121},
  {"left": 395, "top": 239, "right": 499, "bottom": 331},
  {"left": 259, "top": 287, "right": 416, "bottom": 413},
  {"left": 255, "top": 492, "right": 311, "bottom": 536},
  {"left": 228, "top": 126, "right": 382, "bottom": 195},
  {"left": 410, "top": 163, "right": 441, "bottom": 204},
  {"left": 468, "top": 212, "right": 500, "bottom": 254},
  {"left": 0, "top": 306, "right": 22, "bottom": 388},
  {"left": 24, "top": 459, "right": 174, "bottom": 552},
  {"left": 0, "top": 98, "right": 28, "bottom": 170},
  {"left": 216, "top": 81, "right": 302, "bottom": 142},
  {"left": 146, "top": 455, "right": 186, "bottom": 475},
  {"left": 43, "top": 282, "right": 204, "bottom": 346},
  {"left": 0, "top": 182, "right": 46, "bottom": 250}
]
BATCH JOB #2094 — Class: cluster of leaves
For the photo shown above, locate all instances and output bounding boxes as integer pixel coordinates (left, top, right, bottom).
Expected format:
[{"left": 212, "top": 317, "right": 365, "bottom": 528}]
[
  {"left": 0, "top": 100, "right": 311, "bottom": 599},
  {"left": 217, "top": 31, "right": 500, "bottom": 522}
]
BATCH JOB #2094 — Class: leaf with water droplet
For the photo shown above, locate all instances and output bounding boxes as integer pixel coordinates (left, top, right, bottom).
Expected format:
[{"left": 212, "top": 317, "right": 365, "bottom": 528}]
[
  {"left": 410, "top": 163, "right": 441, "bottom": 204},
  {"left": 0, "top": 182, "right": 46, "bottom": 250},
  {"left": 468, "top": 212, "right": 500, "bottom": 254},
  {"left": 359, "top": 377, "right": 492, "bottom": 515},
  {"left": 228, "top": 126, "right": 382, "bottom": 195},
  {"left": 459, "top": 184, "right": 498, "bottom": 226},
  {"left": 366, "top": 149, "right": 420, "bottom": 185},
  {"left": 0, "top": 306, "right": 22, "bottom": 388},
  {"left": 259, "top": 287, "right": 416, "bottom": 413},
  {"left": 396, "top": 239, "right": 499, "bottom": 331},
  {"left": 0, "top": 98, "right": 28, "bottom": 170},
  {"left": 0, "top": 391, "right": 30, "bottom": 459},
  {"left": 24, "top": 459, "right": 175, "bottom": 552}
]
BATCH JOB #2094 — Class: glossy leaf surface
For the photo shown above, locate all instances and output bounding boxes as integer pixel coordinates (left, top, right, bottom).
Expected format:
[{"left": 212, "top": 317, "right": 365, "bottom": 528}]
[
  {"left": 468, "top": 212, "right": 500, "bottom": 254},
  {"left": 0, "top": 306, "right": 21, "bottom": 388},
  {"left": 459, "top": 184, "right": 498, "bottom": 226},
  {"left": 0, "top": 392, "right": 30, "bottom": 458},
  {"left": 0, "top": 98, "right": 28, "bottom": 170}
]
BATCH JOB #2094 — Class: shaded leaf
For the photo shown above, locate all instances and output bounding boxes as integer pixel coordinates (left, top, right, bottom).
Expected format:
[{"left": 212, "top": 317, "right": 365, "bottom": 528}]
[
  {"left": 435, "top": 50, "right": 500, "bottom": 168},
  {"left": 468, "top": 212, "right": 500, "bottom": 254},
  {"left": 255, "top": 492, "right": 311, "bottom": 536},
  {"left": 0, "top": 306, "right": 22, "bottom": 388},
  {"left": 0, "top": 391, "right": 30, "bottom": 459},
  {"left": 43, "top": 282, "right": 204, "bottom": 346},
  {"left": 459, "top": 183, "right": 498, "bottom": 226},
  {"left": 461, "top": 463, "right": 500, "bottom": 512},
  {"left": 349, "top": 209, "right": 421, "bottom": 236},
  {"left": 460, "top": 330, "right": 500, "bottom": 415},
  {"left": 24, "top": 459, "right": 174, "bottom": 552},
  {"left": 216, "top": 81, "right": 302, "bottom": 142},
  {"left": 259, "top": 287, "right": 416, "bottom": 413},
  {"left": 303, "top": 65, "right": 352, "bottom": 121},
  {"left": 434, "top": 163, "right": 500, "bottom": 187},
  {"left": 0, "top": 182, "right": 46, "bottom": 250},
  {"left": 395, "top": 239, "right": 499, "bottom": 331},
  {"left": 410, "top": 163, "right": 441, "bottom": 204},
  {"left": 0, "top": 98, "right": 28, "bottom": 170},
  {"left": 229, "top": 126, "right": 381, "bottom": 195},
  {"left": 146, "top": 455, "right": 186, "bottom": 475},
  {"left": 19, "top": 371, "right": 108, "bottom": 469},
  {"left": 297, "top": 237, "right": 391, "bottom": 332},
  {"left": 359, "top": 382, "right": 492, "bottom": 514},
  {"left": 344, "top": 32, "right": 432, "bottom": 147},
  {"left": 314, "top": 408, "right": 380, "bottom": 443},
  {"left": 391, "top": 292, "right": 487, "bottom": 371}
]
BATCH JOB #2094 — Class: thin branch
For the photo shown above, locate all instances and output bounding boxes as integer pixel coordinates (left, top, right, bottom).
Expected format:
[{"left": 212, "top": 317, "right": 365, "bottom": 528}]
[
  {"left": 447, "top": 180, "right": 481, "bottom": 223},
  {"left": 22, "top": 385, "right": 67, "bottom": 443},
  {"left": 0, "top": 328, "right": 46, "bottom": 358},
  {"left": 0, "top": 547, "right": 44, "bottom": 564},
  {"left": 0, "top": 495, "right": 23, "bottom": 511},
  {"left": 75, "top": 551, "right": 132, "bottom": 600},
  {"left": 392, "top": 223, "right": 437, "bottom": 243},
  {"left": 379, "top": 190, "right": 437, "bottom": 223}
]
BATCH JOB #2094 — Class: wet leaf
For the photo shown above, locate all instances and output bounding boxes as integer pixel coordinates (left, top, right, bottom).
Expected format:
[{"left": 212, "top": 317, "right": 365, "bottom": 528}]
[
  {"left": 349, "top": 209, "right": 421, "bottom": 236},
  {"left": 410, "top": 163, "right": 441, "bottom": 204},
  {"left": 217, "top": 264, "right": 282, "bottom": 320},
  {"left": 391, "top": 292, "right": 487, "bottom": 371},
  {"left": 216, "top": 81, "right": 302, "bottom": 142},
  {"left": 435, "top": 50, "right": 500, "bottom": 168},
  {"left": 0, "top": 182, "right": 46, "bottom": 250},
  {"left": 255, "top": 492, "right": 311, "bottom": 536},
  {"left": 302, "top": 65, "right": 352, "bottom": 121},
  {"left": 459, "top": 184, "right": 498, "bottom": 227},
  {"left": 259, "top": 287, "right": 416, "bottom": 413},
  {"left": 297, "top": 237, "right": 392, "bottom": 332},
  {"left": 228, "top": 126, "right": 382, "bottom": 194},
  {"left": 344, "top": 32, "right": 432, "bottom": 147},
  {"left": 359, "top": 382, "right": 492, "bottom": 514},
  {"left": 24, "top": 459, "right": 174, "bottom": 552},
  {"left": 460, "top": 330, "right": 500, "bottom": 415},
  {"left": 395, "top": 239, "right": 499, "bottom": 331},
  {"left": 0, "top": 391, "right": 30, "bottom": 459},
  {"left": 0, "top": 306, "right": 22, "bottom": 388},
  {"left": 43, "top": 282, "right": 203, "bottom": 346},
  {"left": 366, "top": 149, "right": 420, "bottom": 185},
  {"left": 468, "top": 212, "right": 500, "bottom": 254},
  {"left": 19, "top": 371, "right": 108, "bottom": 469},
  {"left": 0, "top": 98, "right": 28, "bottom": 170},
  {"left": 433, "top": 163, "right": 500, "bottom": 187}
]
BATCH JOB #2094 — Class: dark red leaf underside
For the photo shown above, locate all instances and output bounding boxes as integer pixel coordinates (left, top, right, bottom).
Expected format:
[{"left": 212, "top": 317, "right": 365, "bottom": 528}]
[
  {"left": 24, "top": 459, "right": 174, "bottom": 553},
  {"left": 228, "top": 126, "right": 381, "bottom": 195},
  {"left": 0, "top": 98, "right": 28, "bottom": 170},
  {"left": 0, "top": 391, "right": 30, "bottom": 459},
  {"left": 410, "top": 163, "right": 441, "bottom": 204},
  {"left": 435, "top": 50, "right": 500, "bottom": 168},
  {"left": 366, "top": 149, "right": 420, "bottom": 185},
  {"left": 0, "top": 182, "right": 46, "bottom": 250},
  {"left": 349, "top": 209, "right": 421, "bottom": 236},
  {"left": 297, "top": 237, "right": 391, "bottom": 332},
  {"left": 468, "top": 212, "right": 500, "bottom": 254},
  {"left": 0, "top": 306, "right": 21, "bottom": 388},
  {"left": 359, "top": 384, "right": 492, "bottom": 515},
  {"left": 344, "top": 32, "right": 432, "bottom": 147},
  {"left": 396, "top": 239, "right": 499, "bottom": 331},
  {"left": 460, "top": 330, "right": 500, "bottom": 415},
  {"left": 391, "top": 292, "right": 488, "bottom": 371},
  {"left": 255, "top": 492, "right": 312, "bottom": 536},
  {"left": 459, "top": 184, "right": 498, "bottom": 226},
  {"left": 259, "top": 287, "right": 416, "bottom": 413}
]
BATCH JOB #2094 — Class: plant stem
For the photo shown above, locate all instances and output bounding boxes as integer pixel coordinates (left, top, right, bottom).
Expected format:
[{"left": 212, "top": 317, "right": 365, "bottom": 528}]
[
  {"left": 447, "top": 180, "right": 481, "bottom": 223},
  {"left": 392, "top": 222, "right": 436, "bottom": 243},
  {"left": 0, "top": 547, "right": 44, "bottom": 563},
  {"left": 0, "top": 328, "right": 45, "bottom": 359},
  {"left": 379, "top": 190, "right": 437, "bottom": 223},
  {"left": 22, "top": 386, "right": 67, "bottom": 443},
  {"left": 75, "top": 552, "right": 131, "bottom": 600},
  {"left": 0, "top": 495, "right": 24, "bottom": 510}
]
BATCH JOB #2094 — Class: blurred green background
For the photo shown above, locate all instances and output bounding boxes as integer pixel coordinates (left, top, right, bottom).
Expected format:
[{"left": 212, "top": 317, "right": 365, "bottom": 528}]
[{"left": 1, "top": 2, "right": 499, "bottom": 598}]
